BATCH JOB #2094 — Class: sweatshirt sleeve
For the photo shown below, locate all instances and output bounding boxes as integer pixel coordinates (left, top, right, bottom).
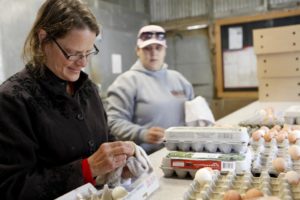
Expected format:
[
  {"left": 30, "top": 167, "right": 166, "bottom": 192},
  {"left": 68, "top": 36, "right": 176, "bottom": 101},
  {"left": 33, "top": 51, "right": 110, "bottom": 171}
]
[
  {"left": 178, "top": 72, "right": 195, "bottom": 101},
  {"left": 0, "top": 94, "right": 85, "bottom": 200},
  {"left": 106, "top": 75, "right": 147, "bottom": 144}
]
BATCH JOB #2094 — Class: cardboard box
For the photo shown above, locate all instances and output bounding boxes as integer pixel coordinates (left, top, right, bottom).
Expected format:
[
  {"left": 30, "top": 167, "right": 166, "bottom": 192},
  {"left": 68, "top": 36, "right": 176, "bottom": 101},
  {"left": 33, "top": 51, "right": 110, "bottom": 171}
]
[
  {"left": 257, "top": 52, "right": 300, "bottom": 78},
  {"left": 259, "top": 77, "right": 300, "bottom": 101},
  {"left": 253, "top": 24, "right": 300, "bottom": 54}
]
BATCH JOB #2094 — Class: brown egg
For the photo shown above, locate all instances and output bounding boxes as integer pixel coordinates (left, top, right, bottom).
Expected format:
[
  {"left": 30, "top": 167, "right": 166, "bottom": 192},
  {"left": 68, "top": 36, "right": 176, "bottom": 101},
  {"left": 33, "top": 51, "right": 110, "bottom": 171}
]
[
  {"left": 244, "top": 188, "right": 264, "bottom": 199},
  {"left": 272, "top": 157, "right": 287, "bottom": 172},
  {"left": 278, "top": 130, "right": 288, "bottom": 137},
  {"left": 223, "top": 190, "right": 242, "bottom": 200},
  {"left": 252, "top": 130, "right": 263, "bottom": 141},
  {"left": 288, "top": 145, "right": 300, "bottom": 160},
  {"left": 271, "top": 125, "right": 281, "bottom": 132},
  {"left": 288, "top": 130, "right": 300, "bottom": 144},
  {"left": 275, "top": 133, "right": 286, "bottom": 143},
  {"left": 264, "top": 130, "right": 275, "bottom": 142}
]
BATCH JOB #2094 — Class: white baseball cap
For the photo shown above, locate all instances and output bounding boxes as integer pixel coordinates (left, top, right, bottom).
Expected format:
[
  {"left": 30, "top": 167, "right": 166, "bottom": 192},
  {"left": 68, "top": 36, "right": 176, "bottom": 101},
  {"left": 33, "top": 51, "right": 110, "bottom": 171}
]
[{"left": 137, "top": 25, "right": 167, "bottom": 48}]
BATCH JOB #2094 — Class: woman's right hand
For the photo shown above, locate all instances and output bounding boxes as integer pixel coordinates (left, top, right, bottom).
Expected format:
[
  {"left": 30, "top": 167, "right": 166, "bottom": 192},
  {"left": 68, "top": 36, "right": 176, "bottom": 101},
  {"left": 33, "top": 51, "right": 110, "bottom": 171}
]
[
  {"left": 144, "top": 127, "right": 165, "bottom": 144},
  {"left": 87, "top": 141, "right": 134, "bottom": 177}
]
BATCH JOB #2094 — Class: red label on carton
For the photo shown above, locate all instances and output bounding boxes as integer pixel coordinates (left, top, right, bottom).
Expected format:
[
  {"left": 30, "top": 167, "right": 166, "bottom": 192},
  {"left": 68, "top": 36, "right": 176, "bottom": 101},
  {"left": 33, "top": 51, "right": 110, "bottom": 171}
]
[{"left": 171, "top": 159, "right": 221, "bottom": 170}]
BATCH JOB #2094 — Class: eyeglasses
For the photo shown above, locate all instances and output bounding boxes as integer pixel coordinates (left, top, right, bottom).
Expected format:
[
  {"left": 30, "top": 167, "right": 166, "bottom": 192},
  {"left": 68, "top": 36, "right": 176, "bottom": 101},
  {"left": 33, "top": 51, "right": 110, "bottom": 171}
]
[
  {"left": 139, "top": 32, "right": 166, "bottom": 41},
  {"left": 50, "top": 36, "right": 99, "bottom": 62}
]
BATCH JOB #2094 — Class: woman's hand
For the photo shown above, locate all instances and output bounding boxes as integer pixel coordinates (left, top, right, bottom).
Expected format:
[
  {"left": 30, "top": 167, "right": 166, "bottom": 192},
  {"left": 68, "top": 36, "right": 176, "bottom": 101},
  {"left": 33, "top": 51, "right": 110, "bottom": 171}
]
[
  {"left": 87, "top": 141, "right": 135, "bottom": 177},
  {"left": 144, "top": 127, "right": 165, "bottom": 144}
]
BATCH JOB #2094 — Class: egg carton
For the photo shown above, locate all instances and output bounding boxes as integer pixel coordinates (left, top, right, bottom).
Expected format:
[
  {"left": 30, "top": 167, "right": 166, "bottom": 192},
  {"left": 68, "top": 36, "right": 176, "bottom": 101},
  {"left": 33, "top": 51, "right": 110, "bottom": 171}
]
[
  {"left": 284, "top": 106, "right": 300, "bottom": 125},
  {"left": 184, "top": 171, "right": 300, "bottom": 200},
  {"left": 160, "top": 150, "right": 252, "bottom": 178},
  {"left": 250, "top": 138, "right": 300, "bottom": 175},
  {"left": 238, "top": 108, "right": 285, "bottom": 128},
  {"left": 164, "top": 127, "right": 249, "bottom": 154},
  {"left": 56, "top": 170, "right": 159, "bottom": 200}
]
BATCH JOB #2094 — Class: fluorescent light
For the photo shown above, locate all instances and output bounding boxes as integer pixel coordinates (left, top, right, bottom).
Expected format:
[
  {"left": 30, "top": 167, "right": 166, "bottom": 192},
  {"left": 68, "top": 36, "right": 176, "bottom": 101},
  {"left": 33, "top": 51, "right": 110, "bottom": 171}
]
[{"left": 186, "top": 24, "right": 208, "bottom": 30}]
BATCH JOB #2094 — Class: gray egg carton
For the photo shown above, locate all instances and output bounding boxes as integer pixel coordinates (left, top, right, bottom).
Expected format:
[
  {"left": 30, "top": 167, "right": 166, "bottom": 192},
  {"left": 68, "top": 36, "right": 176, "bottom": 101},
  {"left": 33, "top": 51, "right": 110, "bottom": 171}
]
[
  {"left": 184, "top": 171, "right": 300, "bottom": 200},
  {"left": 160, "top": 150, "right": 252, "bottom": 178},
  {"left": 164, "top": 127, "right": 249, "bottom": 154},
  {"left": 250, "top": 137, "right": 300, "bottom": 175}
]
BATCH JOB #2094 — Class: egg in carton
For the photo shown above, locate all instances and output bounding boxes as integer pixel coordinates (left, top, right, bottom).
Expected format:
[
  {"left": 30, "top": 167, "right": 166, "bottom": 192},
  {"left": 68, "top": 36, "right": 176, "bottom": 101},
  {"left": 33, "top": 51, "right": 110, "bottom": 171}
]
[
  {"left": 238, "top": 107, "right": 285, "bottom": 128},
  {"left": 56, "top": 170, "right": 159, "bottom": 200},
  {"left": 250, "top": 136, "right": 300, "bottom": 176},
  {"left": 160, "top": 150, "right": 252, "bottom": 179},
  {"left": 164, "top": 126, "right": 249, "bottom": 154},
  {"left": 183, "top": 169, "right": 300, "bottom": 200}
]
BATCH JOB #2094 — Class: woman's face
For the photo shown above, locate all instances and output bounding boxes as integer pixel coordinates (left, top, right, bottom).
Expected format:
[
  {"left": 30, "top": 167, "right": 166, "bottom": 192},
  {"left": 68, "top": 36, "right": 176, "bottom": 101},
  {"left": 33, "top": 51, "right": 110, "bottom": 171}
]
[
  {"left": 136, "top": 44, "right": 166, "bottom": 71},
  {"left": 43, "top": 28, "right": 97, "bottom": 82}
]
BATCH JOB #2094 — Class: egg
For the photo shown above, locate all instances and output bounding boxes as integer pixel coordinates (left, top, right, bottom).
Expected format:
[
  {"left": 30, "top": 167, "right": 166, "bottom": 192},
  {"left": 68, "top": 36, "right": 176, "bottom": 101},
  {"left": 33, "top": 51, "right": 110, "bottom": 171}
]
[
  {"left": 260, "top": 126, "right": 270, "bottom": 134},
  {"left": 271, "top": 125, "right": 281, "bottom": 132},
  {"left": 223, "top": 190, "right": 242, "bottom": 200},
  {"left": 275, "top": 133, "right": 286, "bottom": 143},
  {"left": 264, "top": 130, "right": 275, "bottom": 142},
  {"left": 272, "top": 157, "right": 287, "bottom": 173},
  {"left": 288, "top": 130, "right": 300, "bottom": 144},
  {"left": 194, "top": 167, "right": 213, "bottom": 185},
  {"left": 288, "top": 145, "right": 300, "bottom": 160},
  {"left": 278, "top": 130, "right": 288, "bottom": 137},
  {"left": 243, "top": 188, "right": 264, "bottom": 199},
  {"left": 111, "top": 186, "right": 128, "bottom": 200},
  {"left": 252, "top": 130, "right": 263, "bottom": 141},
  {"left": 284, "top": 171, "right": 300, "bottom": 185}
]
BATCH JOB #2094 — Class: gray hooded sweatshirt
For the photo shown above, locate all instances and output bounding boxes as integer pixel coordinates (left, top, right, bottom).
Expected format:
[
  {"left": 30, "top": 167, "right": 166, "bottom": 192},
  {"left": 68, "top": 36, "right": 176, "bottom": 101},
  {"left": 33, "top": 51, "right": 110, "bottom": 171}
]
[{"left": 106, "top": 60, "right": 194, "bottom": 153}]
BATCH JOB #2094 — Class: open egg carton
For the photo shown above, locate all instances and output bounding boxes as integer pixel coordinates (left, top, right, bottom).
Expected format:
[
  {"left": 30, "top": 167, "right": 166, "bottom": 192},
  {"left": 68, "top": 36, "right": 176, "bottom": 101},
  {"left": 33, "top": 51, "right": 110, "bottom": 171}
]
[
  {"left": 249, "top": 124, "right": 300, "bottom": 175},
  {"left": 160, "top": 150, "right": 252, "bottom": 179},
  {"left": 239, "top": 108, "right": 284, "bottom": 128},
  {"left": 183, "top": 170, "right": 300, "bottom": 200},
  {"left": 56, "top": 170, "right": 159, "bottom": 200},
  {"left": 284, "top": 106, "right": 300, "bottom": 125},
  {"left": 250, "top": 137, "right": 300, "bottom": 175},
  {"left": 164, "top": 126, "right": 249, "bottom": 154}
]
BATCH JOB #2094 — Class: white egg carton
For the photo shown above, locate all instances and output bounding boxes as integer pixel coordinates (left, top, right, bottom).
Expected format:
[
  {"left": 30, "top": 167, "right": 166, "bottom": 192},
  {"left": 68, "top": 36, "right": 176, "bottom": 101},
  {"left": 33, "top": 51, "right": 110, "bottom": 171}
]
[
  {"left": 183, "top": 171, "right": 300, "bottom": 200},
  {"left": 160, "top": 150, "right": 252, "bottom": 178},
  {"left": 164, "top": 127, "right": 249, "bottom": 154},
  {"left": 284, "top": 105, "right": 300, "bottom": 125},
  {"left": 56, "top": 170, "right": 159, "bottom": 200}
]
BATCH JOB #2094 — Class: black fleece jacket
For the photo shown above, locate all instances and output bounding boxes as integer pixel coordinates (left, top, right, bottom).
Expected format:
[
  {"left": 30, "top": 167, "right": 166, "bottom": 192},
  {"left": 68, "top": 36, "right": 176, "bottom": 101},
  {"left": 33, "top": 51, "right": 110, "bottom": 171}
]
[{"left": 0, "top": 64, "right": 112, "bottom": 199}]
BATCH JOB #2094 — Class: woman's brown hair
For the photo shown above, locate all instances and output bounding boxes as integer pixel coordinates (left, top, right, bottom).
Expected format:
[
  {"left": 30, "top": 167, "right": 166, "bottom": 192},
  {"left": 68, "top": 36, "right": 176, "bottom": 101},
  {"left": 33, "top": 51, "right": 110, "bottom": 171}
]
[{"left": 23, "top": 0, "right": 100, "bottom": 67}]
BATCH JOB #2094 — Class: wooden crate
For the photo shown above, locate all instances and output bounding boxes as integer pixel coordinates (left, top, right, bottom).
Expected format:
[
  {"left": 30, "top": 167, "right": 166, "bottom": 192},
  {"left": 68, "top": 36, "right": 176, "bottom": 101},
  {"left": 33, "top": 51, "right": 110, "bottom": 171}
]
[
  {"left": 253, "top": 24, "right": 300, "bottom": 55},
  {"left": 259, "top": 77, "right": 300, "bottom": 101},
  {"left": 257, "top": 52, "right": 300, "bottom": 78}
]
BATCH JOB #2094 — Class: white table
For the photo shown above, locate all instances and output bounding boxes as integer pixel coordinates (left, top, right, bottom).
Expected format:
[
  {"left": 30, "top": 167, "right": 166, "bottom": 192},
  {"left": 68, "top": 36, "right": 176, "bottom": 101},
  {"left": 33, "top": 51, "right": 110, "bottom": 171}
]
[{"left": 148, "top": 101, "right": 300, "bottom": 200}]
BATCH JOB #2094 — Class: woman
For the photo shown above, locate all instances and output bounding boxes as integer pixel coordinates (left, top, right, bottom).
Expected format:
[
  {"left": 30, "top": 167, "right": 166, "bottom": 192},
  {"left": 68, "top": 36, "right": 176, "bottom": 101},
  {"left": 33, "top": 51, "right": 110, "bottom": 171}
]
[
  {"left": 106, "top": 25, "right": 194, "bottom": 154},
  {"left": 0, "top": 0, "right": 134, "bottom": 199}
]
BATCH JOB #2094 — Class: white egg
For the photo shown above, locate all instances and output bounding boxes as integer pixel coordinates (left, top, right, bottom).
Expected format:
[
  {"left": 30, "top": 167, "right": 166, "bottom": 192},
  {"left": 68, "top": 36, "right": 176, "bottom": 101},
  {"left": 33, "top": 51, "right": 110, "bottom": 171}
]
[
  {"left": 288, "top": 145, "right": 300, "bottom": 160},
  {"left": 112, "top": 186, "right": 128, "bottom": 200},
  {"left": 194, "top": 167, "right": 213, "bottom": 185},
  {"left": 285, "top": 171, "right": 300, "bottom": 185}
]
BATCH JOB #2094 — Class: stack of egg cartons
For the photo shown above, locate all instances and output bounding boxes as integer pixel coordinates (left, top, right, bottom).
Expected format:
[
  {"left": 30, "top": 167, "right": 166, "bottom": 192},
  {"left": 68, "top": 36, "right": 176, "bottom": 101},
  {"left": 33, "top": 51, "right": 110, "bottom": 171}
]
[
  {"left": 161, "top": 126, "right": 251, "bottom": 178},
  {"left": 253, "top": 24, "right": 300, "bottom": 101}
]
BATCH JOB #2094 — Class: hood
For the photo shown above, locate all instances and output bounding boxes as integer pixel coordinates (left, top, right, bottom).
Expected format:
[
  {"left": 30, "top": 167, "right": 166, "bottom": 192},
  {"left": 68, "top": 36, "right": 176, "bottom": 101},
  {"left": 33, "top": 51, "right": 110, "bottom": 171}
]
[{"left": 130, "top": 60, "right": 168, "bottom": 77}]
